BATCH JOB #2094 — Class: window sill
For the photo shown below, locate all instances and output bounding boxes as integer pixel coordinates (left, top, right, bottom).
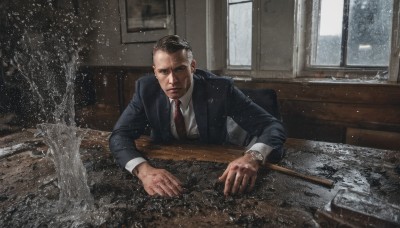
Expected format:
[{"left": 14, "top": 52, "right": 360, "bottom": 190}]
[{"left": 231, "top": 75, "right": 399, "bottom": 86}]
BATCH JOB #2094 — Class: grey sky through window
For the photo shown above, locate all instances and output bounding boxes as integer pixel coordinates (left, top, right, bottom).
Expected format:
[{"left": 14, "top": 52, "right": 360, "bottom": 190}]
[{"left": 228, "top": 0, "right": 252, "bottom": 68}]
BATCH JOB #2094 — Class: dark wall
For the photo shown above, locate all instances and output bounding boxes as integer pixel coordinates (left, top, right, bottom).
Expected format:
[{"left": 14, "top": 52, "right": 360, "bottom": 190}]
[{"left": 75, "top": 66, "right": 150, "bottom": 130}]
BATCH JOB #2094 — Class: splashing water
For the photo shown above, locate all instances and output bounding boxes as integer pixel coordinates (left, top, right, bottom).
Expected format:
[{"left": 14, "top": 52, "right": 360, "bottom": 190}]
[
  {"left": 15, "top": 43, "right": 94, "bottom": 213},
  {"left": 37, "top": 124, "right": 93, "bottom": 211},
  {"left": 10, "top": 5, "right": 95, "bottom": 216}
]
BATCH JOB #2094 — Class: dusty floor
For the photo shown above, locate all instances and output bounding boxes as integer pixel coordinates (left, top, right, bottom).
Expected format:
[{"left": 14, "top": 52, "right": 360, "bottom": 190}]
[{"left": 0, "top": 128, "right": 399, "bottom": 227}]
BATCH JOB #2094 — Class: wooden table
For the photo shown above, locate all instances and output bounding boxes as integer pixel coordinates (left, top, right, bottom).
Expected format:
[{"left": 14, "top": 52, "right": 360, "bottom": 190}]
[
  {"left": 0, "top": 129, "right": 399, "bottom": 227},
  {"left": 109, "top": 132, "right": 400, "bottom": 226}
]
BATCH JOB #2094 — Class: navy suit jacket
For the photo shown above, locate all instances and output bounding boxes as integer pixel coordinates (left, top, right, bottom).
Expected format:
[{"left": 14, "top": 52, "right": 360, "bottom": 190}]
[{"left": 109, "top": 69, "right": 286, "bottom": 168}]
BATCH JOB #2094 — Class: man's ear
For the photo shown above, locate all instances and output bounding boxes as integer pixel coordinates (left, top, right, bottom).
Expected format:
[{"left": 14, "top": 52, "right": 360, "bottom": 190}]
[
  {"left": 152, "top": 65, "right": 157, "bottom": 77},
  {"left": 190, "top": 59, "right": 196, "bottom": 73}
]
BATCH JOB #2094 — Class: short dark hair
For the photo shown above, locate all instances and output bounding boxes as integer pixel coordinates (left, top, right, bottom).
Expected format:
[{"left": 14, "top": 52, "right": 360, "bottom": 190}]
[{"left": 153, "top": 35, "right": 192, "bottom": 55}]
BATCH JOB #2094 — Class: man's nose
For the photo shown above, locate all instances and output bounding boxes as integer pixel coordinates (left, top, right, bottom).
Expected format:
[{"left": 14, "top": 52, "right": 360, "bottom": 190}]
[{"left": 168, "top": 72, "right": 178, "bottom": 84}]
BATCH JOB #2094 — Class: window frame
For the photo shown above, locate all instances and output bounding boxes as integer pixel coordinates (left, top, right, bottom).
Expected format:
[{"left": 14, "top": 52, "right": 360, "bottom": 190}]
[
  {"left": 226, "top": 0, "right": 253, "bottom": 69},
  {"left": 297, "top": 0, "right": 394, "bottom": 79},
  {"left": 388, "top": 0, "right": 400, "bottom": 82},
  {"left": 224, "top": 0, "right": 295, "bottom": 79},
  {"left": 221, "top": 0, "right": 400, "bottom": 82}
]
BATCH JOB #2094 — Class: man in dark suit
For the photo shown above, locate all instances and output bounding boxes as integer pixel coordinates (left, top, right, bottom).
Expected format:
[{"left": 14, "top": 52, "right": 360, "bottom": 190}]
[{"left": 109, "top": 35, "right": 286, "bottom": 197}]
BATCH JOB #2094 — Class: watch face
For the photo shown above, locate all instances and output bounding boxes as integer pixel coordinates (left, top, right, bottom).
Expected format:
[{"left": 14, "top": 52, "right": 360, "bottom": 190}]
[{"left": 250, "top": 151, "right": 263, "bottom": 161}]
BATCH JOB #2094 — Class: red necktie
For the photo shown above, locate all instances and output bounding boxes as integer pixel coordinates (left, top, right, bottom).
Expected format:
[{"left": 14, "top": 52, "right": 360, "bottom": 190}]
[{"left": 174, "top": 99, "right": 187, "bottom": 140}]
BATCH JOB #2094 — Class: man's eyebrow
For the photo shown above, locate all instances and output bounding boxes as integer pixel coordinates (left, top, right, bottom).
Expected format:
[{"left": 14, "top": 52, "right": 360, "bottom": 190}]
[
  {"left": 173, "top": 65, "right": 186, "bottom": 70},
  {"left": 156, "top": 64, "right": 186, "bottom": 72}
]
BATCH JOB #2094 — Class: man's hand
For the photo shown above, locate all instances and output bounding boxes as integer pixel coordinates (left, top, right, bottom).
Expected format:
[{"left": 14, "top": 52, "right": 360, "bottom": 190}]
[
  {"left": 135, "top": 162, "right": 183, "bottom": 197},
  {"left": 218, "top": 154, "right": 260, "bottom": 196}
]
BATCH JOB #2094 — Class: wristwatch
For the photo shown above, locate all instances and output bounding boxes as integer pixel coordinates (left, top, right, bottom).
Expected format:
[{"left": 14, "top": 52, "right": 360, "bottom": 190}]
[{"left": 246, "top": 150, "right": 264, "bottom": 164}]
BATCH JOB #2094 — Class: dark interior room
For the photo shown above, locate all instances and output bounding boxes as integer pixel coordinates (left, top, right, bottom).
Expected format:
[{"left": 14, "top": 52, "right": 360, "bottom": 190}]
[{"left": 0, "top": 0, "right": 399, "bottom": 227}]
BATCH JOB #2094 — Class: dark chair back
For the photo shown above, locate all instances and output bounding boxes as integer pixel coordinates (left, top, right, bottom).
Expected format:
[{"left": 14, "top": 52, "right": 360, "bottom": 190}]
[
  {"left": 226, "top": 88, "right": 282, "bottom": 147},
  {"left": 240, "top": 88, "right": 281, "bottom": 121}
]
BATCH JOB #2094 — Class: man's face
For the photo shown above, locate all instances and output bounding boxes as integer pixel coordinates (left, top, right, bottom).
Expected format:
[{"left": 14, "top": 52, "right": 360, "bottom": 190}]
[{"left": 153, "top": 49, "right": 196, "bottom": 99}]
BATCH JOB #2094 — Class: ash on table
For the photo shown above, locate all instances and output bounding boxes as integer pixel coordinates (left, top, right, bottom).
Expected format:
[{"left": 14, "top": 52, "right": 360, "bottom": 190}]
[
  {"left": 2, "top": 132, "right": 399, "bottom": 227},
  {"left": 0, "top": 156, "right": 318, "bottom": 227}
]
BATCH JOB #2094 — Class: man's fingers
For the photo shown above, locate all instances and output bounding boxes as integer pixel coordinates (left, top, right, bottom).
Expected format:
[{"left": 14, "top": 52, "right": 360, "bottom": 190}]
[
  {"left": 157, "top": 183, "right": 176, "bottom": 197},
  {"left": 164, "top": 179, "right": 183, "bottom": 196},
  {"left": 153, "top": 185, "right": 166, "bottom": 196},
  {"left": 239, "top": 174, "right": 250, "bottom": 194},
  {"left": 218, "top": 167, "right": 229, "bottom": 182},
  {"left": 165, "top": 173, "right": 184, "bottom": 196},
  {"left": 223, "top": 171, "right": 236, "bottom": 196},
  {"left": 155, "top": 173, "right": 183, "bottom": 197},
  {"left": 147, "top": 188, "right": 157, "bottom": 196},
  {"left": 140, "top": 167, "right": 184, "bottom": 197},
  {"left": 231, "top": 174, "right": 243, "bottom": 195},
  {"left": 247, "top": 175, "right": 257, "bottom": 192},
  {"left": 166, "top": 175, "right": 183, "bottom": 190}
]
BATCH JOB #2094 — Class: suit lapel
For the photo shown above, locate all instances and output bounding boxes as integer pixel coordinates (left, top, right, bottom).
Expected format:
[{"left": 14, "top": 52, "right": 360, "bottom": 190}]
[
  {"left": 192, "top": 76, "right": 208, "bottom": 142},
  {"left": 156, "top": 90, "right": 172, "bottom": 141}
]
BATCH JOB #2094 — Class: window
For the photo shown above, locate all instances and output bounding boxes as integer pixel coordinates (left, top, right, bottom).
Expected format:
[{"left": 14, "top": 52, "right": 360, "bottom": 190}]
[
  {"left": 311, "top": 0, "right": 393, "bottom": 68},
  {"left": 227, "top": 0, "right": 252, "bottom": 69},
  {"left": 223, "top": 0, "right": 398, "bottom": 80}
]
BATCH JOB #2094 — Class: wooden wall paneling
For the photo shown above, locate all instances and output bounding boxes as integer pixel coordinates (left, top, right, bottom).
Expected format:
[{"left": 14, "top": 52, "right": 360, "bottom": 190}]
[
  {"left": 283, "top": 119, "right": 346, "bottom": 143},
  {"left": 76, "top": 68, "right": 120, "bottom": 131},
  {"left": 122, "top": 70, "right": 150, "bottom": 108},
  {"left": 122, "top": 72, "right": 134, "bottom": 108},
  {"left": 281, "top": 101, "right": 400, "bottom": 130},
  {"left": 75, "top": 69, "right": 96, "bottom": 107},
  {"left": 346, "top": 128, "right": 400, "bottom": 150},
  {"left": 236, "top": 81, "right": 400, "bottom": 105},
  {"left": 235, "top": 80, "right": 400, "bottom": 149},
  {"left": 95, "top": 71, "right": 119, "bottom": 105}
]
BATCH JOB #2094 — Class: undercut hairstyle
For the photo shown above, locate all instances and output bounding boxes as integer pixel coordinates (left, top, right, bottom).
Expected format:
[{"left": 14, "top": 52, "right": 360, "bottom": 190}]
[{"left": 153, "top": 35, "right": 193, "bottom": 60}]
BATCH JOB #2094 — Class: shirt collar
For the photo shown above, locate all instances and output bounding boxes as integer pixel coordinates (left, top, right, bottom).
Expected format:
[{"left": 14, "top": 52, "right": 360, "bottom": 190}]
[{"left": 169, "top": 74, "right": 194, "bottom": 109}]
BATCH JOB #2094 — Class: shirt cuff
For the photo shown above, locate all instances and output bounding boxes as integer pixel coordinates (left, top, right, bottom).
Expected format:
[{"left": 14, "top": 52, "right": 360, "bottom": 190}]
[
  {"left": 125, "top": 157, "right": 147, "bottom": 174},
  {"left": 247, "top": 143, "right": 273, "bottom": 163}
]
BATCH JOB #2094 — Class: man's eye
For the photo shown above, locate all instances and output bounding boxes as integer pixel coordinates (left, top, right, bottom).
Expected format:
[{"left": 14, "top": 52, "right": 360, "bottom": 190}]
[{"left": 160, "top": 70, "right": 168, "bottom": 75}]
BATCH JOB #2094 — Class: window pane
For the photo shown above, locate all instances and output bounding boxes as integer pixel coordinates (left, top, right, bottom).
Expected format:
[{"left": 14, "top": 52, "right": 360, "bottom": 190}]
[
  {"left": 229, "top": 0, "right": 247, "bottom": 3},
  {"left": 312, "top": 0, "right": 344, "bottom": 66},
  {"left": 228, "top": 2, "right": 252, "bottom": 67},
  {"left": 347, "top": 0, "right": 393, "bottom": 66}
]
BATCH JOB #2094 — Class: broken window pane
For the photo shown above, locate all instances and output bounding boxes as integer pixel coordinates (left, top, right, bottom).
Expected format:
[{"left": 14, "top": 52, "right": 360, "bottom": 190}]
[
  {"left": 311, "top": 0, "right": 393, "bottom": 67},
  {"left": 347, "top": 0, "right": 393, "bottom": 66}
]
